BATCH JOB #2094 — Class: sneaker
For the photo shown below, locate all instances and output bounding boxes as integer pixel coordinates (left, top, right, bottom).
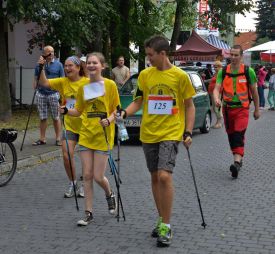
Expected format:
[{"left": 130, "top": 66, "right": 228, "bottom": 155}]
[
  {"left": 106, "top": 191, "right": 117, "bottom": 215},
  {"left": 230, "top": 162, "right": 241, "bottom": 178},
  {"left": 64, "top": 182, "right": 79, "bottom": 198},
  {"left": 78, "top": 183, "right": 84, "bottom": 198},
  {"left": 157, "top": 223, "right": 172, "bottom": 247},
  {"left": 151, "top": 217, "right": 162, "bottom": 238},
  {"left": 77, "top": 211, "right": 93, "bottom": 226}
]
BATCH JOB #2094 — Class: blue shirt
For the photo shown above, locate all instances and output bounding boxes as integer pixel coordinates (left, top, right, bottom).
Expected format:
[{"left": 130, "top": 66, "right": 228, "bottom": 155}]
[{"left": 35, "top": 59, "right": 65, "bottom": 95}]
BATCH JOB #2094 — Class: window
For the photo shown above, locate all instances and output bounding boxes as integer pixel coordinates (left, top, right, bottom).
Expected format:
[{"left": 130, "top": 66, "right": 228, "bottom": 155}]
[
  {"left": 120, "top": 75, "right": 138, "bottom": 95},
  {"left": 190, "top": 73, "right": 203, "bottom": 92}
]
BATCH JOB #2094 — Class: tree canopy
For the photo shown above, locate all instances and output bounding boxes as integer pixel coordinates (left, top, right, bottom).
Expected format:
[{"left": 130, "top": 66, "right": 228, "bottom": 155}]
[{"left": 0, "top": 0, "right": 255, "bottom": 119}]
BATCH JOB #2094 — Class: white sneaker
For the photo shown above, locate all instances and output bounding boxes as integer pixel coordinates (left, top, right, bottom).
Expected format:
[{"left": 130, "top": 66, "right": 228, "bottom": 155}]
[
  {"left": 78, "top": 183, "right": 84, "bottom": 198},
  {"left": 64, "top": 182, "right": 79, "bottom": 198}
]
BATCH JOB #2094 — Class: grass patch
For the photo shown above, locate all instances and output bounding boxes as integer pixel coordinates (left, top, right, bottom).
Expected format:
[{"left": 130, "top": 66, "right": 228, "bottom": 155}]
[{"left": 0, "top": 108, "right": 53, "bottom": 131}]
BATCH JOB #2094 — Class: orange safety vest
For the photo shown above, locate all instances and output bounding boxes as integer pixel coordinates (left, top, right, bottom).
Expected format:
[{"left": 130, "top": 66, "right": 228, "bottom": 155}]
[{"left": 222, "top": 64, "right": 250, "bottom": 108}]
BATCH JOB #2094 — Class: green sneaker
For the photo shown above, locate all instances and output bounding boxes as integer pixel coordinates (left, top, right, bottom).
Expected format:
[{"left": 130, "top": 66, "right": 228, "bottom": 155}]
[
  {"left": 157, "top": 223, "right": 172, "bottom": 247},
  {"left": 151, "top": 217, "right": 162, "bottom": 238}
]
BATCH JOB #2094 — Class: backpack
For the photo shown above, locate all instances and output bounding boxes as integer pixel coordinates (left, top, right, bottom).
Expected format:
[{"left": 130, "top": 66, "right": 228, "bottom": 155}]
[{"left": 221, "top": 65, "right": 252, "bottom": 103}]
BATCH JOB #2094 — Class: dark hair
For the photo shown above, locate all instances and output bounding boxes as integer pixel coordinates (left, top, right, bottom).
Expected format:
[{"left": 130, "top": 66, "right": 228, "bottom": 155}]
[
  {"left": 144, "top": 35, "right": 170, "bottom": 54},
  {"left": 232, "top": 45, "right": 243, "bottom": 55}
]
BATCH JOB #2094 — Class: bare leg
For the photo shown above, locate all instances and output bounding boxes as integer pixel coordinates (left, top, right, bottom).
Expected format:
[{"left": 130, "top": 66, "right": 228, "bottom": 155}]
[
  {"left": 40, "top": 119, "right": 47, "bottom": 141},
  {"left": 93, "top": 152, "right": 111, "bottom": 196},
  {"left": 151, "top": 171, "right": 161, "bottom": 216},
  {"left": 157, "top": 170, "right": 174, "bottom": 224},
  {"left": 53, "top": 118, "right": 62, "bottom": 141},
  {"left": 62, "top": 139, "right": 77, "bottom": 181},
  {"left": 80, "top": 150, "right": 94, "bottom": 212}
]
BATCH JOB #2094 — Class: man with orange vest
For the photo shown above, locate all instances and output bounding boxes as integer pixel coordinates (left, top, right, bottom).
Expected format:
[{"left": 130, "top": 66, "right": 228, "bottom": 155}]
[{"left": 213, "top": 45, "right": 260, "bottom": 179}]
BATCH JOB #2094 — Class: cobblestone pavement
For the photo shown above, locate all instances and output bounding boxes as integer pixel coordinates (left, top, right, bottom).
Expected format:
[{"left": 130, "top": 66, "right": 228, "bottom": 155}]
[{"left": 0, "top": 109, "right": 274, "bottom": 254}]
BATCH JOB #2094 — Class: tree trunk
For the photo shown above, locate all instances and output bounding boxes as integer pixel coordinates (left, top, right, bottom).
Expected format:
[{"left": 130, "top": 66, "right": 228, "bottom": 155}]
[
  {"left": 170, "top": 0, "right": 185, "bottom": 52},
  {"left": 119, "top": 0, "right": 131, "bottom": 68},
  {"left": 0, "top": 16, "right": 12, "bottom": 120}
]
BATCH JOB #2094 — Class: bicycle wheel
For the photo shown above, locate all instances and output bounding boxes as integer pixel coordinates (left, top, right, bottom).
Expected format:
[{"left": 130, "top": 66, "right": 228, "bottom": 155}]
[{"left": 0, "top": 142, "right": 17, "bottom": 187}]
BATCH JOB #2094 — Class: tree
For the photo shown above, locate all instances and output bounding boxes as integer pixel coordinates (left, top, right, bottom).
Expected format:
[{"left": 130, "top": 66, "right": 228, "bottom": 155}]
[
  {"left": 0, "top": 1, "right": 112, "bottom": 119},
  {"left": 0, "top": 0, "right": 48, "bottom": 120},
  {"left": 255, "top": 0, "right": 275, "bottom": 41},
  {"left": 169, "top": 0, "right": 255, "bottom": 53}
]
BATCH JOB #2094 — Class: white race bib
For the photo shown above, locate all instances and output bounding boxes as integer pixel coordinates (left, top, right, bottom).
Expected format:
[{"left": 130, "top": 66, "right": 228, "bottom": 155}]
[
  {"left": 66, "top": 98, "right": 76, "bottom": 109},
  {"left": 148, "top": 95, "right": 173, "bottom": 115},
  {"left": 83, "top": 81, "right": 105, "bottom": 100}
]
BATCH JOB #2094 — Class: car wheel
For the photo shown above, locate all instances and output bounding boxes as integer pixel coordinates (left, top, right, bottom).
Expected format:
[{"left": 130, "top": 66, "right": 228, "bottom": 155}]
[{"left": 200, "top": 112, "right": 211, "bottom": 133}]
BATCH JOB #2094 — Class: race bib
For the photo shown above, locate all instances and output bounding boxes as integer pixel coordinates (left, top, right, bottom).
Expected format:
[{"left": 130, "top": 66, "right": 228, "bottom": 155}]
[
  {"left": 66, "top": 98, "right": 76, "bottom": 109},
  {"left": 83, "top": 81, "right": 105, "bottom": 100},
  {"left": 148, "top": 95, "right": 173, "bottom": 115}
]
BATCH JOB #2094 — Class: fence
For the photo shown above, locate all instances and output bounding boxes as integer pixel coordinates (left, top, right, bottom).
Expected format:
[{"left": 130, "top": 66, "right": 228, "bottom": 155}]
[{"left": 9, "top": 66, "right": 35, "bottom": 107}]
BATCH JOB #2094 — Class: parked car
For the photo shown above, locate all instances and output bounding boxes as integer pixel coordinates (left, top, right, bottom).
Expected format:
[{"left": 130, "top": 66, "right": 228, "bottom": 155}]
[{"left": 119, "top": 70, "right": 211, "bottom": 139}]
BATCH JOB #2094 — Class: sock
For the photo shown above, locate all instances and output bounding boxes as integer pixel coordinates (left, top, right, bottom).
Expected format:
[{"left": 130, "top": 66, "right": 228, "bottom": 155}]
[
  {"left": 164, "top": 223, "right": 171, "bottom": 229},
  {"left": 70, "top": 181, "right": 77, "bottom": 186}
]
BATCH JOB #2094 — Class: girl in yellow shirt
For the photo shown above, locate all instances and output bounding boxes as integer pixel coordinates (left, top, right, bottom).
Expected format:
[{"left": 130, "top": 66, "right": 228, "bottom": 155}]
[
  {"left": 38, "top": 55, "right": 89, "bottom": 198},
  {"left": 61, "top": 52, "right": 120, "bottom": 226}
]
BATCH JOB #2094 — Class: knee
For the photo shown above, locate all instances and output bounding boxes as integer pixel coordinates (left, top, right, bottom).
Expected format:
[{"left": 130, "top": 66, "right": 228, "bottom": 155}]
[
  {"left": 83, "top": 172, "right": 93, "bottom": 182},
  {"left": 93, "top": 174, "right": 104, "bottom": 184},
  {"left": 158, "top": 171, "right": 171, "bottom": 185}
]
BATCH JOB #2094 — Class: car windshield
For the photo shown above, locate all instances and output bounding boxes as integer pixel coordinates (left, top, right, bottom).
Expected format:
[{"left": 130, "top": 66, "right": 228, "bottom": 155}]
[
  {"left": 120, "top": 75, "right": 138, "bottom": 95},
  {"left": 190, "top": 73, "right": 204, "bottom": 92}
]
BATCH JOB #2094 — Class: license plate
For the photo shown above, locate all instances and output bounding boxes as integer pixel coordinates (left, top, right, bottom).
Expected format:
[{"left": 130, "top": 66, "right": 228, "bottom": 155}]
[{"left": 124, "top": 119, "right": 141, "bottom": 127}]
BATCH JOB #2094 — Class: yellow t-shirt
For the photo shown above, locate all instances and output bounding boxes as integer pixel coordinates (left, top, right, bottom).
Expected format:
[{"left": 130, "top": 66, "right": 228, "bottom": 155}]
[
  {"left": 75, "top": 78, "right": 120, "bottom": 151},
  {"left": 136, "top": 66, "right": 195, "bottom": 143},
  {"left": 49, "top": 77, "right": 90, "bottom": 134}
]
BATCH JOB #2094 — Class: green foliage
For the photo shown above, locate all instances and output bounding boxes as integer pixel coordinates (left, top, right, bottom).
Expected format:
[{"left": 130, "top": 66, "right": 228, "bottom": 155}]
[
  {"left": 204, "top": 0, "right": 254, "bottom": 33},
  {"left": 255, "top": 0, "right": 275, "bottom": 41}
]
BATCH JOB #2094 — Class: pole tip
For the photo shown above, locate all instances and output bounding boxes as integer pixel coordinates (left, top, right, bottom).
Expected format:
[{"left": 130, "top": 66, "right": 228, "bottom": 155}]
[{"left": 201, "top": 222, "right": 207, "bottom": 228}]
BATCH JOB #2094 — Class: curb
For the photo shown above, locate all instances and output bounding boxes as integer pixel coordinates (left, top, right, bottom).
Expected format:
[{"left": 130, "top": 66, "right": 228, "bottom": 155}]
[{"left": 17, "top": 149, "right": 62, "bottom": 169}]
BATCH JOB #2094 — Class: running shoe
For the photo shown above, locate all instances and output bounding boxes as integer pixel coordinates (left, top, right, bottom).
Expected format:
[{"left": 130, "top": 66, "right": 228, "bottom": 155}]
[
  {"left": 64, "top": 182, "right": 79, "bottom": 198},
  {"left": 78, "top": 183, "right": 84, "bottom": 198},
  {"left": 157, "top": 223, "right": 172, "bottom": 247},
  {"left": 151, "top": 217, "right": 162, "bottom": 238},
  {"left": 230, "top": 162, "right": 241, "bottom": 178},
  {"left": 77, "top": 211, "right": 93, "bottom": 226},
  {"left": 106, "top": 191, "right": 117, "bottom": 215}
]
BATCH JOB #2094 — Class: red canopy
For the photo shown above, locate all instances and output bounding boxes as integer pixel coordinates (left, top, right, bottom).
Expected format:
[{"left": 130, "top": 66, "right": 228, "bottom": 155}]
[
  {"left": 174, "top": 30, "right": 222, "bottom": 62},
  {"left": 260, "top": 50, "right": 275, "bottom": 63}
]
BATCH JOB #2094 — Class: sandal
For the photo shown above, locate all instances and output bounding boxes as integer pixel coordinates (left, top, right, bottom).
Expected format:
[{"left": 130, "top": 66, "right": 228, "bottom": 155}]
[
  {"left": 55, "top": 140, "right": 62, "bottom": 146},
  {"left": 32, "top": 140, "right": 46, "bottom": 146}
]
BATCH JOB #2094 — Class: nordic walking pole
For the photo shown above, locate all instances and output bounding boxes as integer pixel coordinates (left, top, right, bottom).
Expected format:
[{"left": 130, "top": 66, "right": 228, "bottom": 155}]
[
  {"left": 100, "top": 114, "right": 126, "bottom": 221},
  {"left": 62, "top": 109, "right": 79, "bottom": 211},
  {"left": 186, "top": 147, "right": 206, "bottom": 228},
  {"left": 20, "top": 53, "right": 51, "bottom": 151}
]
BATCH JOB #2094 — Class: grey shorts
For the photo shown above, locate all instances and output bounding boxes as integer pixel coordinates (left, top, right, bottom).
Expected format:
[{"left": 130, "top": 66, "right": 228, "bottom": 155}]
[
  {"left": 142, "top": 141, "right": 179, "bottom": 173},
  {"left": 62, "top": 130, "right": 79, "bottom": 142},
  {"left": 36, "top": 91, "right": 60, "bottom": 120},
  {"left": 78, "top": 145, "right": 109, "bottom": 155}
]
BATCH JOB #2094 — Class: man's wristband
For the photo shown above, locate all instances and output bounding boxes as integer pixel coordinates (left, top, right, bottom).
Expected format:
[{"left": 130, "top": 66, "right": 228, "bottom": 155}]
[
  {"left": 62, "top": 107, "right": 68, "bottom": 115},
  {"left": 183, "top": 131, "right": 192, "bottom": 140}
]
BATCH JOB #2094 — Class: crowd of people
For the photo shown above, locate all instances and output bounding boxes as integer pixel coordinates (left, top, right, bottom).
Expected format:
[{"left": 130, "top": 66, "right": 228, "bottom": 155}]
[{"left": 30, "top": 36, "right": 274, "bottom": 248}]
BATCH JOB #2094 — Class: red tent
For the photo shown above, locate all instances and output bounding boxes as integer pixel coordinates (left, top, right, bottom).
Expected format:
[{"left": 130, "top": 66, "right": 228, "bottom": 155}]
[
  {"left": 260, "top": 50, "right": 275, "bottom": 63},
  {"left": 174, "top": 30, "right": 222, "bottom": 62}
]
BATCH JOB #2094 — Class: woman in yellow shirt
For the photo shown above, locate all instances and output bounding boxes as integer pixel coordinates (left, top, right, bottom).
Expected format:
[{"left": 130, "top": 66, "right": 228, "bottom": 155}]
[
  {"left": 38, "top": 55, "right": 89, "bottom": 198},
  {"left": 60, "top": 52, "right": 120, "bottom": 226}
]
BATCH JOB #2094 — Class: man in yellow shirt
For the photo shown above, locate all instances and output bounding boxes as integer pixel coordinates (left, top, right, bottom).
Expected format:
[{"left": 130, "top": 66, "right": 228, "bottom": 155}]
[{"left": 121, "top": 35, "right": 196, "bottom": 247}]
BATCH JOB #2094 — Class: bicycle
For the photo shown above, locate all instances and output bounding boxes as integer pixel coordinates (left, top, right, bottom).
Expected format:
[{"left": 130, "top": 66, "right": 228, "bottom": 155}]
[{"left": 0, "top": 128, "right": 18, "bottom": 187}]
